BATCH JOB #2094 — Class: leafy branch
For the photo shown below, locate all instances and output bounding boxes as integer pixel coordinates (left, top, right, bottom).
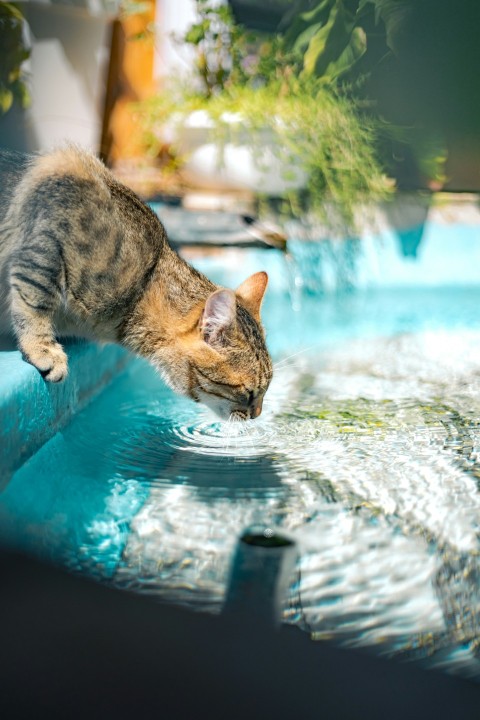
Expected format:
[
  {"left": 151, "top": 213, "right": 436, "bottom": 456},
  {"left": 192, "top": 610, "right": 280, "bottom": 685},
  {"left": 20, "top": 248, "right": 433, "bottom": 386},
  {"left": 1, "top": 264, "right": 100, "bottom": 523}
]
[{"left": 0, "top": 2, "right": 30, "bottom": 116}]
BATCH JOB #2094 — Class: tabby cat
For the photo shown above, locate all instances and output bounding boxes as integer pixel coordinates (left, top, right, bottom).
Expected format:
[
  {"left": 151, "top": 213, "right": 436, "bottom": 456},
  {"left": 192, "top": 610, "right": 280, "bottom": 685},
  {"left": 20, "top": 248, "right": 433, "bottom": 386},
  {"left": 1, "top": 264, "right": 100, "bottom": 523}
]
[{"left": 0, "top": 147, "right": 272, "bottom": 420}]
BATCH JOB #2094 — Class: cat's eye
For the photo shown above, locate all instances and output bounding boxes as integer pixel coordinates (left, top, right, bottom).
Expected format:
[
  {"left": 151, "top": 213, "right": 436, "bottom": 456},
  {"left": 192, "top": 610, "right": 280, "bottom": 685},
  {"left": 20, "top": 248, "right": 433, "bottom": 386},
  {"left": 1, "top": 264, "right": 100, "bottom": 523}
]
[{"left": 195, "top": 367, "right": 243, "bottom": 390}]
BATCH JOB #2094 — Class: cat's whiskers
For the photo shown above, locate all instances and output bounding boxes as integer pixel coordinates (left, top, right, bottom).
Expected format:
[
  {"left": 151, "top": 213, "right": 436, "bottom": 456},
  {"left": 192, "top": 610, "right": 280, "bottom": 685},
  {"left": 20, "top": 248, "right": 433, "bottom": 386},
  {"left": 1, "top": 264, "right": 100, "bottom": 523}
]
[
  {"left": 236, "top": 419, "right": 252, "bottom": 449},
  {"left": 234, "top": 424, "right": 253, "bottom": 453},
  {"left": 221, "top": 425, "right": 230, "bottom": 452},
  {"left": 262, "top": 386, "right": 290, "bottom": 408},
  {"left": 241, "top": 420, "right": 262, "bottom": 452},
  {"left": 273, "top": 345, "right": 315, "bottom": 370},
  {"left": 222, "top": 416, "right": 236, "bottom": 452}
]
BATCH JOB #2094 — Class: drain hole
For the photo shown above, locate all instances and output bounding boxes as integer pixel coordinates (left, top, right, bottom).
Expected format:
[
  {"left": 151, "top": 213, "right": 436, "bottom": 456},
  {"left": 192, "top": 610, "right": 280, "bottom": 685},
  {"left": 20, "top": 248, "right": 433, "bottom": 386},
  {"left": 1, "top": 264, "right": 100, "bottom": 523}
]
[{"left": 241, "top": 528, "right": 294, "bottom": 548}]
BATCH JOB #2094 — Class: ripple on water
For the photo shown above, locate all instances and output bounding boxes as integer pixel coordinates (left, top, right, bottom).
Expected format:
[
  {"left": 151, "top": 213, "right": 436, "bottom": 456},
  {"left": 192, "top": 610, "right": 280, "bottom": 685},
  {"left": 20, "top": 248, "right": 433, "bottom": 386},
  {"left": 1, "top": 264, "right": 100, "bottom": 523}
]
[
  {"left": 107, "top": 405, "right": 289, "bottom": 501},
  {"left": 169, "top": 417, "right": 279, "bottom": 457},
  {"left": 108, "top": 332, "right": 480, "bottom": 675},
  {"left": 14, "top": 329, "right": 480, "bottom": 678}
]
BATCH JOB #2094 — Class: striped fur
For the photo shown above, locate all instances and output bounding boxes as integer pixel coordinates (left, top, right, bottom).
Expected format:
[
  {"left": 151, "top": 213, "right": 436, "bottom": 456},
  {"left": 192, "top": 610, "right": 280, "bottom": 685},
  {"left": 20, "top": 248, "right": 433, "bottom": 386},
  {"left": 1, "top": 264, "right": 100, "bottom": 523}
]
[{"left": 0, "top": 146, "right": 272, "bottom": 418}]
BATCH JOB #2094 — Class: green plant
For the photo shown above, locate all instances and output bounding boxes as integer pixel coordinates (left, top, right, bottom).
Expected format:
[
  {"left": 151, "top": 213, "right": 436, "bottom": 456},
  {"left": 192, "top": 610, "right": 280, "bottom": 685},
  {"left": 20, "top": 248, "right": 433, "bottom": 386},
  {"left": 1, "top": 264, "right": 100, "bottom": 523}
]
[
  {"left": 205, "top": 79, "right": 391, "bottom": 223},
  {"left": 277, "top": 0, "right": 448, "bottom": 187},
  {"left": 175, "top": 0, "right": 303, "bottom": 95},
  {"left": 139, "top": 0, "right": 392, "bottom": 228},
  {"left": 180, "top": 0, "right": 238, "bottom": 97},
  {"left": 280, "top": 0, "right": 414, "bottom": 82},
  {"left": 0, "top": 2, "right": 30, "bottom": 116}
]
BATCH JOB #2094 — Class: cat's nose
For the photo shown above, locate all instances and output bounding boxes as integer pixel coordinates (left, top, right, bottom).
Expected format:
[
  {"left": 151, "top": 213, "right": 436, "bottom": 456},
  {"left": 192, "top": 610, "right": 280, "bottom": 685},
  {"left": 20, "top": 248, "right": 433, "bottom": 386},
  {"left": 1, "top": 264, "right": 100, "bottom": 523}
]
[{"left": 250, "top": 396, "right": 263, "bottom": 419}]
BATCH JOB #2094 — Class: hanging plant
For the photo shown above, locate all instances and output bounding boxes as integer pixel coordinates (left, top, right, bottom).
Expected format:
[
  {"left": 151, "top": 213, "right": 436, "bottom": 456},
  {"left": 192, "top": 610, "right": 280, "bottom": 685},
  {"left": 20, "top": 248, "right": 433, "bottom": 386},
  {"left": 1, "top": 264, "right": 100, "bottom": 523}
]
[
  {"left": 138, "top": 0, "right": 393, "bottom": 230},
  {"left": 0, "top": 2, "right": 30, "bottom": 116}
]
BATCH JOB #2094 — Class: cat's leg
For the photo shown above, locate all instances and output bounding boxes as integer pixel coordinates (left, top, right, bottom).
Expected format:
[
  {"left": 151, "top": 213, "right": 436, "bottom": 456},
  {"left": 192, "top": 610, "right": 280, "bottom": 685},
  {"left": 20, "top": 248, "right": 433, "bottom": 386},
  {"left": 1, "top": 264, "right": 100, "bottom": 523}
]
[{"left": 9, "top": 246, "right": 67, "bottom": 382}]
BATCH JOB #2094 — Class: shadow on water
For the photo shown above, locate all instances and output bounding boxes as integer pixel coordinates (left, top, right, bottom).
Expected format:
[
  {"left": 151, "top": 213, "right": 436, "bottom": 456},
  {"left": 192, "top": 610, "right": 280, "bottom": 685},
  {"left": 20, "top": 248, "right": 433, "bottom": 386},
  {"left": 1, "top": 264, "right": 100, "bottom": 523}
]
[
  {"left": 101, "top": 405, "right": 294, "bottom": 610},
  {"left": 111, "top": 416, "right": 286, "bottom": 503},
  {"left": 394, "top": 552, "right": 480, "bottom": 675}
]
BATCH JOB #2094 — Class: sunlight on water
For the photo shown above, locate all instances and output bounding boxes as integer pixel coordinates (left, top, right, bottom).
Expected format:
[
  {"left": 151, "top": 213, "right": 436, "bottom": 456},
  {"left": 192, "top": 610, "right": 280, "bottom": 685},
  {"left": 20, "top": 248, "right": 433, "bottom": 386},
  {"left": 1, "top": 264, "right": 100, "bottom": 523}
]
[{"left": 5, "top": 286, "right": 480, "bottom": 679}]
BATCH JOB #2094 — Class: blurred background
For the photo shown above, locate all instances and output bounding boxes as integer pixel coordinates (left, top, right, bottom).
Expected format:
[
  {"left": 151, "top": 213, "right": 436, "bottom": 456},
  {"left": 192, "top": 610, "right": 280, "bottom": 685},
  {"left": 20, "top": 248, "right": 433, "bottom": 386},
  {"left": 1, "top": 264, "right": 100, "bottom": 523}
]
[{"left": 1, "top": 0, "right": 479, "bottom": 213}]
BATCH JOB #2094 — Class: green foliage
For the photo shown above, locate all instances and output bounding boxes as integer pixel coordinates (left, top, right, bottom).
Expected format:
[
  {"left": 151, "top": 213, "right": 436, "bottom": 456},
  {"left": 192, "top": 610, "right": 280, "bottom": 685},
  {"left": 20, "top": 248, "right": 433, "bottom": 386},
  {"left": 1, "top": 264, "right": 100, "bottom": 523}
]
[
  {"left": 205, "top": 79, "right": 391, "bottom": 224},
  {"left": 287, "top": 0, "right": 365, "bottom": 80},
  {"left": 278, "top": 0, "right": 448, "bottom": 186},
  {"left": 359, "top": 0, "right": 411, "bottom": 55},
  {"left": 376, "top": 119, "right": 448, "bottom": 189},
  {"left": 139, "top": 0, "right": 392, "bottom": 228},
  {"left": 141, "top": 80, "right": 391, "bottom": 228},
  {"left": 179, "top": 0, "right": 241, "bottom": 97},
  {"left": 0, "top": 2, "right": 30, "bottom": 116},
  {"left": 282, "top": 0, "right": 414, "bottom": 81},
  {"left": 179, "top": 1, "right": 299, "bottom": 96}
]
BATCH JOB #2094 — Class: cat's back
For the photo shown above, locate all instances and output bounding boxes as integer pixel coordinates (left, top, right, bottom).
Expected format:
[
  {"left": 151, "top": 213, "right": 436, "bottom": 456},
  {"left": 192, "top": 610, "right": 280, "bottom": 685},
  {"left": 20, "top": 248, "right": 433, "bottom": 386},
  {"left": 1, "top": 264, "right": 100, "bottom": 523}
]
[
  {"left": 0, "top": 146, "right": 110, "bottom": 235},
  {"left": 0, "top": 148, "right": 88, "bottom": 268},
  {"left": 9, "top": 146, "right": 165, "bottom": 246},
  {"left": 2, "top": 145, "right": 166, "bottom": 260},
  {"left": 12, "top": 145, "right": 110, "bottom": 204},
  {"left": 0, "top": 146, "right": 170, "bottom": 334}
]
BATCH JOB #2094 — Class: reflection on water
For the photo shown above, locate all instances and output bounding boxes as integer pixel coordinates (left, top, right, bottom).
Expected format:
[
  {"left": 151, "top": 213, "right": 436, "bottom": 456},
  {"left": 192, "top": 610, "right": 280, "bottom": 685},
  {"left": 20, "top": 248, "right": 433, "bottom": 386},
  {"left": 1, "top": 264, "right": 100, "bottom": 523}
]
[{"left": 3, "top": 288, "right": 480, "bottom": 678}]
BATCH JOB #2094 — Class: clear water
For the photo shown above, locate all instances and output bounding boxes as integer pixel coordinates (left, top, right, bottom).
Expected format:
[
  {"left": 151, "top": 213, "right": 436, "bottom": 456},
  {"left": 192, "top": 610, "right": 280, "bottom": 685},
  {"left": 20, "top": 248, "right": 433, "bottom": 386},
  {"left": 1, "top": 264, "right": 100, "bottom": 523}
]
[{"left": 4, "top": 225, "right": 480, "bottom": 678}]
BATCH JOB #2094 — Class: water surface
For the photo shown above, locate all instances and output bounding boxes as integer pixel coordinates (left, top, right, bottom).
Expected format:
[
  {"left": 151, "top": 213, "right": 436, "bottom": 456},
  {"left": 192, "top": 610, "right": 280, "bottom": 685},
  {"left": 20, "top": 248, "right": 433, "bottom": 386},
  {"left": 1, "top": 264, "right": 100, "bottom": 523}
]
[{"left": 3, "top": 283, "right": 480, "bottom": 678}]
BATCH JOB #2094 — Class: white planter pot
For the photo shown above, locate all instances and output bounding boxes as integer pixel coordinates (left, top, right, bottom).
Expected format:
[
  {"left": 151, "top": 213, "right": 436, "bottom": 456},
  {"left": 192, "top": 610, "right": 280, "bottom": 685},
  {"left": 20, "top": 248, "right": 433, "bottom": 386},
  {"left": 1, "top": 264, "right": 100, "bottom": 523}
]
[{"left": 166, "top": 109, "right": 308, "bottom": 195}]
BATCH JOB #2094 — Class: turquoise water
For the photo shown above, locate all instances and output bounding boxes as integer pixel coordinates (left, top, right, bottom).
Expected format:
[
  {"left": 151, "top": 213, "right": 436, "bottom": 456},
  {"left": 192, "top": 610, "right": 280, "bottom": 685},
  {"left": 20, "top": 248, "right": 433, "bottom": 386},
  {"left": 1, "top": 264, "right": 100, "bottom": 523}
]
[{"left": 3, "top": 220, "right": 480, "bottom": 677}]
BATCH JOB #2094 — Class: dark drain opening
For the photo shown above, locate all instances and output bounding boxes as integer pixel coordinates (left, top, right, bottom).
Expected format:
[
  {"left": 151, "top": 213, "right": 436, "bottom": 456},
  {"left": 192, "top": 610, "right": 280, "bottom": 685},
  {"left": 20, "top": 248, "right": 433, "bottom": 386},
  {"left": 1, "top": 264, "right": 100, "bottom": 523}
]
[
  {"left": 223, "top": 525, "right": 297, "bottom": 629},
  {"left": 241, "top": 529, "right": 294, "bottom": 549}
]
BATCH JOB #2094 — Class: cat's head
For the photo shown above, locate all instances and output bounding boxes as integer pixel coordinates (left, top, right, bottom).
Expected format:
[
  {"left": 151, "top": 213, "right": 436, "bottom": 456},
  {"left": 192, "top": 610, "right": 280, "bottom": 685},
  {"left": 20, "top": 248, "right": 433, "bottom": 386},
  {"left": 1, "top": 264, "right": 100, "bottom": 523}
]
[{"left": 174, "top": 272, "right": 272, "bottom": 420}]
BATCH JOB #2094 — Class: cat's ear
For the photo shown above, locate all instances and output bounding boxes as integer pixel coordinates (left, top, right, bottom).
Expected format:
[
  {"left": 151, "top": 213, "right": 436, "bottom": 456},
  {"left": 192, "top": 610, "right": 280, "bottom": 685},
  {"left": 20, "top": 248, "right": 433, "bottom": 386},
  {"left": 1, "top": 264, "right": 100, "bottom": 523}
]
[
  {"left": 235, "top": 271, "right": 268, "bottom": 321},
  {"left": 200, "top": 289, "right": 237, "bottom": 346}
]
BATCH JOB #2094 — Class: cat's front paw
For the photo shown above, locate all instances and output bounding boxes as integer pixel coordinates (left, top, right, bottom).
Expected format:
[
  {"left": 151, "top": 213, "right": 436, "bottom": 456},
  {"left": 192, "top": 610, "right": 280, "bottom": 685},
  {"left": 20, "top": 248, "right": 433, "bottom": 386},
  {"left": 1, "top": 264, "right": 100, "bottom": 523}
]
[{"left": 22, "top": 341, "right": 68, "bottom": 383}]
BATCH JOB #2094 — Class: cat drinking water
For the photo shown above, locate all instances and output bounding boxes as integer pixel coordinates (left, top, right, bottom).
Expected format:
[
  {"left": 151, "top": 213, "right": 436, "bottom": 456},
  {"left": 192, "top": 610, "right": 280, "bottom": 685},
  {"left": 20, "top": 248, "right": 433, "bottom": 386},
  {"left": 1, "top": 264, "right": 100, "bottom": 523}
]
[{"left": 0, "top": 147, "right": 272, "bottom": 420}]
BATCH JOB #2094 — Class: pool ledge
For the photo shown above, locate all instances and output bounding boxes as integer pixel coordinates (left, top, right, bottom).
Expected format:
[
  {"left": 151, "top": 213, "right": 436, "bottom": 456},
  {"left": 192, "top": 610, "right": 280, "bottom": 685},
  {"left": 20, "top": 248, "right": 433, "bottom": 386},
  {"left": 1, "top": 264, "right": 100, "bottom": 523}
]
[{"left": 0, "top": 341, "right": 130, "bottom": 481}]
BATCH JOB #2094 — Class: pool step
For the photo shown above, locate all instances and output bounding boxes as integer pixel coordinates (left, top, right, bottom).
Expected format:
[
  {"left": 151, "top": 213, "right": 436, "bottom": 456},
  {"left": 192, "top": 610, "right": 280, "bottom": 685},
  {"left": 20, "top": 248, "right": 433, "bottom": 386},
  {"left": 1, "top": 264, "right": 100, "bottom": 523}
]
[{"left": 0, "top": 341, "right": 130, "bottom": 482}]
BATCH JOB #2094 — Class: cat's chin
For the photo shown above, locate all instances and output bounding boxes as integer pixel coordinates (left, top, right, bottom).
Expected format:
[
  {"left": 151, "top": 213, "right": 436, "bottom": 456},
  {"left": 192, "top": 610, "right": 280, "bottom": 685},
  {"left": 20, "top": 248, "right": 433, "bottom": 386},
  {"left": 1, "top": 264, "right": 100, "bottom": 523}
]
[{"left": 195, "top": 389, "right": 235, "bottom": 421}]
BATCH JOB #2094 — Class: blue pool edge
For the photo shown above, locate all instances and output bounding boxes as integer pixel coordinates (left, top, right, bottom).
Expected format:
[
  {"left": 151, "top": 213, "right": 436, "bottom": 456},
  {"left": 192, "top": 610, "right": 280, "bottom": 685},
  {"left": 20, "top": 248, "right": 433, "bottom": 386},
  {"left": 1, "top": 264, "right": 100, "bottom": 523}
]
[{"left": 0, "top": 341, "right": 131, "bottom": 481}]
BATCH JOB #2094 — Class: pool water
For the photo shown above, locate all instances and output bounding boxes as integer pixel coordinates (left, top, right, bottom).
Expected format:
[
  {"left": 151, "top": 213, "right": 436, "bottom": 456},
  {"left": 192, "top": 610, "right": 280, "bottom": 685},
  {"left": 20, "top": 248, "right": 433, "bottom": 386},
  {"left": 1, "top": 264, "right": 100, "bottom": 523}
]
[{"left": 3, "top": 225, "right": 480, "bottom": 679}]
